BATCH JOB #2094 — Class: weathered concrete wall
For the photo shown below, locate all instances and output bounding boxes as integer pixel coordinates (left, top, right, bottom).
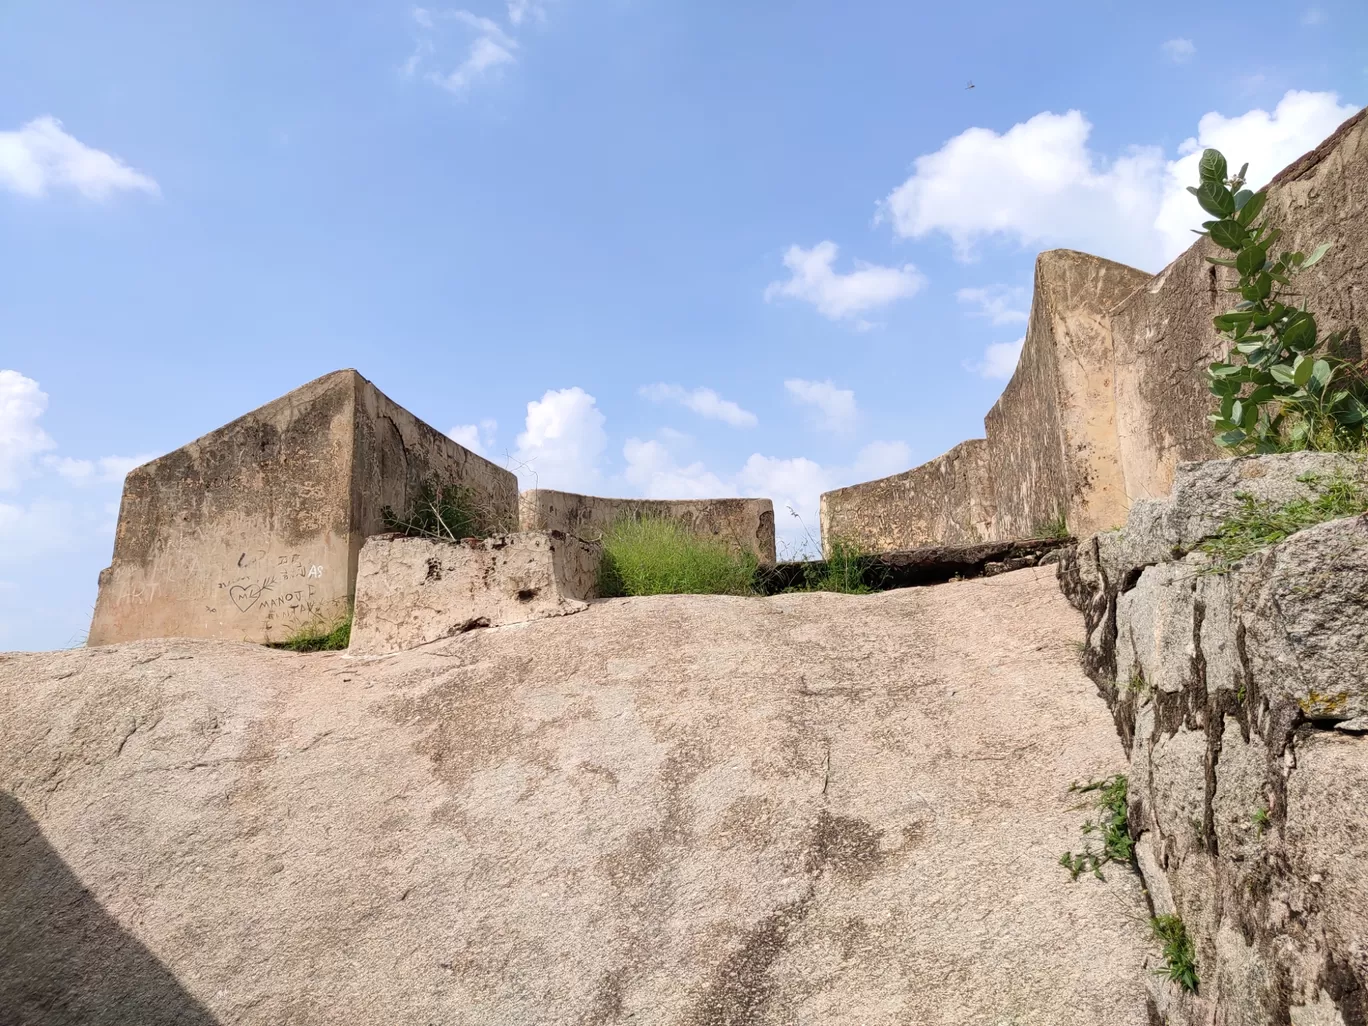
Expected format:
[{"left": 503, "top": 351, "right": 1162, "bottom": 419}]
[
  {"left": 1113, "top": 106, "right": 1368, "bottom": 503},
  {"left": 986, "top": 250, "right": 1150, "bottom": 539},
  {"left": 818, "top": 439, "right": 995, "bottom": 555},
  {"left": 519, "top": 490, "right": 776, "bottom": 565},
  {"left": 350, "top": 531, "right": 599, "bottom": 655},
  {"left": 1059, "top": 454, "right": 1368, "bottom": 1023},
  {"left": 89, "top": 370, "right": 518, "bottom": 646}
]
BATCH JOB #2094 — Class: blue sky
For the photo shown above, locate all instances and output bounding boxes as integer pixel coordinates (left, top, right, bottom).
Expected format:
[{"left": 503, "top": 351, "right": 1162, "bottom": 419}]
[{"left": 2, "top": 0, "right": 1365, "bottom": 650}]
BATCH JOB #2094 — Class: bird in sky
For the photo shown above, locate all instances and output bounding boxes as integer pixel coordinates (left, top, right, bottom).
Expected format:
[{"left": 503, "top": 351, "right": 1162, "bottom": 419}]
[{"left": 966, "top": 80, "right": 975, "bottom": 89}]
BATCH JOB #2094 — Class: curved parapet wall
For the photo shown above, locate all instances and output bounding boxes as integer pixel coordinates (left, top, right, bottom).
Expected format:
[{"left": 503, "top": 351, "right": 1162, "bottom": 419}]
[
  {"left": 1113, "top": 105, "right": 1368, "bottom": 504},
  {"left": 89, "top": 369, "right": 518, "bottom": 646},
  {"left": 519, "top": 490, "right": 776, "bottom": 565},
  {"left": 986, "top": 249, "right": 1151, "bottom": 539},
  {"left": 818, "top": 439, "right": 996, "bottom": 555}
]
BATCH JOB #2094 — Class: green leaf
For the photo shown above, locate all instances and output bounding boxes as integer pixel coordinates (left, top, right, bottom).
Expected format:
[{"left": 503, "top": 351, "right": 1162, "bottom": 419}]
[
  {"left": 1302, "top": 242, "right": 1333, "bottom": 269},
  {"left": 1247, "top": 384, "right": 1276, "bottom": 405},
  {"left": 1241, "top": 274, "right": 1272, "bottom": 302},
  {"left": 1216, "top": 428, "right": 1247, "bottom": 447},
  {"left": 1205, "top": 256, "right": 1238, "bottom": 268},
  {"left": 1293, "top": 354, "right": 1314, "bottom": 386},
  {"left": 1239, "top": 401, "right": 1259, "bottom": 429},
  {"left": 1208, "top": 362, "right": 1245, "bottom": 377},
  {"left": 1271, "top": 365, "right": 1297, "bottom": 386},
  {"left": 1199, "top": 149, "right": 1228, "bottom": 184},
  {"left": 1236, "top": 244, "right": 1267, "bottom": 276},
  {"left": 1311, "top": 359, "right": 1334, "bottom": 392},
  {"left": 1192, "top": 180, "right": 1236, "bottom": 218},
  {"left": 1213, "top": 311, "right": 1255, "bottom": 332},
  {"left": 1235, "top": 189, "right": 1268, "bottom": 227},
  {"left": 1283, "top": 312, "right": 1318, "bottom": 351},
  {"left": 1209, "top": 219, "right": 1247, "bottom": 250},
  {"left": 1220, "top": 393, "right": 1236, "bottom": 420}
]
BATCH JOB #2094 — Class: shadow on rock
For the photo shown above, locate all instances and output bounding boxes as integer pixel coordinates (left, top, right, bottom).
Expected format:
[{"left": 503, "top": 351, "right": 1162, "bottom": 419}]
[{"left": 0, "top": 791, "right": 219, "bottom": 1026}]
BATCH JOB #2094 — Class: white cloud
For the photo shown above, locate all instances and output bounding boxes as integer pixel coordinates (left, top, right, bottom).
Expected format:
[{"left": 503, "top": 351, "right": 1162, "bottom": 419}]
[
  {"left": 638, "top": 384, "right": 757, "bottom": 428},
  {"left": 622, "top": 438, "right": 728, "bottom": 499},
  {"left": 0, "top": 499, "right": 82, "bottom": 563},
  {"left": 46, "top": 453, "right": 154, "bottom": 485},
  {"left": 783, "top": 379, "right": 858, "bottom": 434},
  {"left": 764, "top": 241, "right": 925, "bottom": 321},
  {"left": 0, "top": 117, "right": 158, "bottom": 200},
  {"left": 448, "top": 418, "right": 497, "bottom": 457},
  {"left": 506, "top": 0, "right": 546, "bottom": 25},
  {"left": 407, "top": 6, "right": 522, "bottom": 95},
  {"left": 965, "top": 338, "right": 1025, "bottom": 380},
  {"left": 1152, "top": 91, "right": 1361, "bottom": 260},
  {"left": 513, "top": 387, "right": 606, "bottom": 489},
  {"left": 1161, "top": 38, "right": 1196, "bottom": 63},
  {"left": 955, "top": 285, "right": 1029, "bottom": 325},
  {"left": 0, "top": 371, "right": 56, "bottom": 490},
  {"left": 1301, "top": 8, "right": 1325, "bottom": 26},
  {"left": 882, "top": 90, "right": 1360, "bottom": 271}
]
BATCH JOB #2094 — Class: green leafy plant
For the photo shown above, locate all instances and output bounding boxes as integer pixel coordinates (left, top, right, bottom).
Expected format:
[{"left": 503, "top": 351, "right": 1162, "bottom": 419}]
[
  {"left": 598, "top": 516, "right": 758, "bottom": 597},
  {"left": 382, "top": 480, "right": 507, "bottom": 542},
  {"left": 1151, "top": 914, "right": 1200, "bottom": 993},
  {"left": 1251, "top": 806, "right": 1270, "bottom": 837},
  {"left": 269, "top": 612, "right": 352, "bottom": 652},
  {"left": 1197, "top": 470, "right": 1368, "bottom": 572},
  {"left": 1059, "top": 775, "right": 1134, "bottom": 881},
  {"left": 1034, "top": 511, "right": 1070, "bottom": 541},
  {"left": 1193, "top": 148, "right": 1367, "bottom": 453}
]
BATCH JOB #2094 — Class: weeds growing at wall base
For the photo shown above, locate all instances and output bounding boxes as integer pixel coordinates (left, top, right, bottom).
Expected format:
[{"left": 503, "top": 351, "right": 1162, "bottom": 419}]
[
  {"left": 1151, "top": 914, "right": 1200, "bottom": 993},
  {"left": 1198, "top": 470, "right": 1368, "bottom": 572},
  {"left": 1059, "top": 775, "right": 1134, "bottom": 881},
  {"left": 382, "top": 480, "right": 511, "bottom": 542},
  {"left": 597, "top": 516, "right": 759, "bottom": 597},
  {"left": 269, "top": 612, "right": 352, "bottom": 652}
]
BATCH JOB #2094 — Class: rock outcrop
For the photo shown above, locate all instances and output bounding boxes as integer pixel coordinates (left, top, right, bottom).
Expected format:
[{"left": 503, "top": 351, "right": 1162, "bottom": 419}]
[
  {"left": 1060, "top": 453, "right": 1368, "bottom": 1023},
  {"left": 3, "top": 569, "right": 1153, "bottom": 1025}
]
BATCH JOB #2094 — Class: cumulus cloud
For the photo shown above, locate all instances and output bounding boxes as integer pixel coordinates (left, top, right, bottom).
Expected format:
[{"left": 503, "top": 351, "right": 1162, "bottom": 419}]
[
  {"left": 0, "top": 499, "right": 83, "bottom": 564},
  {"left": 0, "top": 371, "right": 56, "bottom": 490},
  {"left": 965, "top": 338, "right": 1025, "bottom": 380},
  {"left": 765, "top": 241, "right": 925, "bottom": 322},
  {"left": 506, "top": 0, "right": 546, "bottom": 25},
  {"left": 784, "top": 379, "right": 858, "bottom": 434},
  {"left": 1161, "top": 38, "right": 1196, "bottom": 63},
  {"left": 638, "top": 384, "right": 757, "bottom": 428},
  {"left": 0, "top": 117, "right": 158, "bottom": 200},
  {"left": 46, "top": 453, "right": 154, "bottom": 485},
  {"left": 956, "top": 285, "right": 1029, "bottom": 325},
  {"left": 448, "top": 418, "right": 497, "bottom": 457},
  {"left": 513, "top": 387, "right": 607, "bottom": 489},
  {"left": 622, "top": 438, "right": 728, "bottom": 498},
  {"left": 882, "top": 90, "right": 1360, "bottom": 270},
  {"left": 406, "top": 6, "right": 522, "bottom": 94}
]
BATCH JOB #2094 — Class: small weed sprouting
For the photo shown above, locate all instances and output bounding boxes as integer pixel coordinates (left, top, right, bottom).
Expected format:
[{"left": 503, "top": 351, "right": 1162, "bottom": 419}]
[
  {"left": 1035, "top": 511, "right": 1070, "bottom": 541},
  {"left": 598, "top": 516, "right": 758, "bottom": 597},
  {"left": 1121, "top": 668, "right": 1151, "bottom": 699},
  {"left": 1151, "top": 914, "right": 1199, "bottom": 994},
  {"left": 270, "top": 612, "right": 352, "bottom": 653},
  {"left": 794, "top": 537, "right": 883, "bottom": 595},
  {"left": 1198, "top": 471, "right": 1368, "bottom": 573},
  {"left": 382, "top": 480, "right": 510, "bottom": 543},
  {"left": 1251, "top": 806, "right": 1270, "bottom": 837},
  {"left": 1059, "top": 775, "right": 1134, "bottom": 881}
]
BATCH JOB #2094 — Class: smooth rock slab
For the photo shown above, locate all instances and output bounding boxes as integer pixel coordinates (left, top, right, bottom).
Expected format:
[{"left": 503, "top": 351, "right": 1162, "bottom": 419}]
[
  {"left": 350, "top": 531, "right": 600, "bottom": 655},
  {"left": 1, "top": 569, "right": 1152, "bottom": 1025}
]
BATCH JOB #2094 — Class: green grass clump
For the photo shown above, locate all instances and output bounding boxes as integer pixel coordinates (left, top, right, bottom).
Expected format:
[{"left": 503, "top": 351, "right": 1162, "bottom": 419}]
[
  {"left": 1151, "top": 914, "right": 1199, "bottom": 993},
  {"left": 1059, "top": 775, "right": 1134, "bottom": 881},
  {"left": 799, "top": 538, "right": 878, "bottom": 594},
  {"left": 270, "top": 613, "right": 352, "bottom": 652},
  {"left": 383, "top": 480, "right": 499, "bottom": 542},
  {"left": 598, "top": 517, "right": 758, "bottom": 597},
  {"left": 1034, "top": 510, "right": 1070, "bottom": 540},
  {"left": 1198, "top": 471, "right": 1368, "bottom": 572}
]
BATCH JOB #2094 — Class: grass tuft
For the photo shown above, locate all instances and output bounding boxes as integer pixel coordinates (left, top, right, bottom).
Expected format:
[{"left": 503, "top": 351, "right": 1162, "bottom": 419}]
[
  {"left": 270, "top": 612, "right": 352, "bottom": 652},
  {"left": 1199, "top": 471, "right": 1368, "bottom": 573},
  {"left": 1034, "top": 510, "right": 1070, "bottom": 540},
  {"left": 1151, "top": 913, "right": 1199, "bottom": 993},
  {"left": 382, "top": 480, "right": 511, "bottom": 542},
  {"left": 598, "top": 516, "right": 758, "bottom": 597},
  {"left": 1059, "top": 775, "right": 1134, "bottom": 881},
  {"left": 798, "top": 538, "right": 879, "bottom": 594}
]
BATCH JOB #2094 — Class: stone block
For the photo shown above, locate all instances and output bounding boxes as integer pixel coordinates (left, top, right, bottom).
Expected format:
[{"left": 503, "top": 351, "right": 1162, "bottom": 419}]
[
  {"left": 1113, "top": 106, "right": 1368, "bottom": 504},
  {"left": 518, "top": 490, "right": 775, "bottom": 565},
  {"left": 349, "top": 531, "right": 599, "bottom": 655},
  {"left": 818, "top": 439, "right": 995, "bottom": 555},
  {"left": 89, "top": 370, "right": 518, "bottom": 646},
  {"left": 985, "top": 249, "right": 1151, "bottom": 539}
]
